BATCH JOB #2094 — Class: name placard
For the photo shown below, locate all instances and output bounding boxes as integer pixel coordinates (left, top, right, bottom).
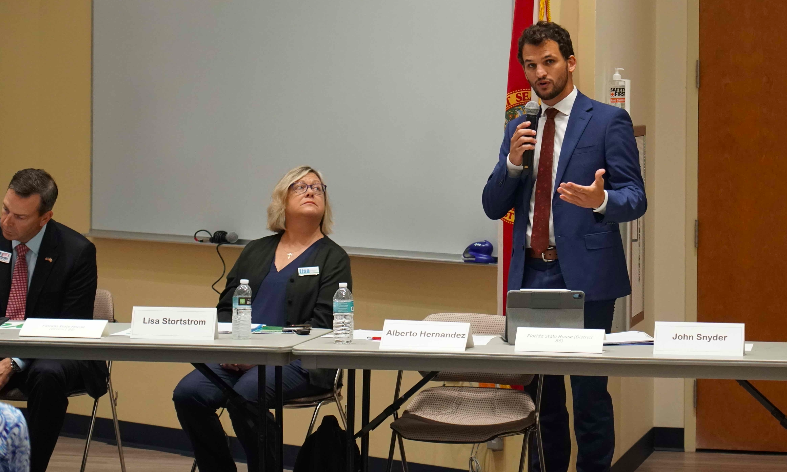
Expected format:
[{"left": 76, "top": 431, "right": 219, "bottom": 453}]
[
  {"left": 515, "top": 327, "right": 605, "bottom": 354},
  {"left": 19, "top": 318, "right": 108, "bottom": 339},
  {"left": 379, "top": 320, "right": 473, "bottom": 352},
  {"left": 654, "top": 322, "right": 744, "bottom": 356},
  {"left": 131, "top": 307, "right": 218, "bottom": 341}
]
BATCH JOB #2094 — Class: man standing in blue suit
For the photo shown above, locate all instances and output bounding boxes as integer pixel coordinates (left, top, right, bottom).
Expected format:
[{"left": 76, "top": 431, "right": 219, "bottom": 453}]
[{"left": 482, "top": 22, "right": 647, "bottom": 472}]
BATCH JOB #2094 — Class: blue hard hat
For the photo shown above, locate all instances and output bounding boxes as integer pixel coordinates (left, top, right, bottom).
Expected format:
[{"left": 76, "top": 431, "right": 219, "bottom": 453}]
[{"left": 463, "top": 240, "right": 498, "bottom": 264}]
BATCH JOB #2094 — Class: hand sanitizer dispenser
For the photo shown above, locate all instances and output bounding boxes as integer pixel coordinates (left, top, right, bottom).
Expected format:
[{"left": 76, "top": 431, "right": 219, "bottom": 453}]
[{"left": 609, "top": 68, "right": 631, "bottom": 114}]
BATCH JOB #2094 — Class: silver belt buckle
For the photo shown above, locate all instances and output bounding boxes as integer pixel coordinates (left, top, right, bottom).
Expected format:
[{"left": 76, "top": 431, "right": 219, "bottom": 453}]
[{"left": 541, "top": 247, "right": 557, "bottom": 263}]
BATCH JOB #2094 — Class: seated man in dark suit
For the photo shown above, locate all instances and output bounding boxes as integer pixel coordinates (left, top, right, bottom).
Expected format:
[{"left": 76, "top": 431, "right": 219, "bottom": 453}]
[{"left": 0, "top": 168, "right": 107, "bottom": 472}]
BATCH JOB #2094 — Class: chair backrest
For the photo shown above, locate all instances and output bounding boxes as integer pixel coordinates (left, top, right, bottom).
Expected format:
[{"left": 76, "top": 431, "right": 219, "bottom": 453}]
[
  {"left": 94, "top": 289, "right": 115, "bottom": 322},
  {"left": 422, "top": 313, "right": 533, "bottom": 387},
  {"left": 424, "top": 313, "right": 504, "bottom": 336}
]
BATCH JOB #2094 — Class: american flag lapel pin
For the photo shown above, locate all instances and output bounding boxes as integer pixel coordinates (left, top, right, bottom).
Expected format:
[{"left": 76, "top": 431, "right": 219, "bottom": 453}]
[{"left": 45, "top": 257, "right": 53, "bottom": 263}]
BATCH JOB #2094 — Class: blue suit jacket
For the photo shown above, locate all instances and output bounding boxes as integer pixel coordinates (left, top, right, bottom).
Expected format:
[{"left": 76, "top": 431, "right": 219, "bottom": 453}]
[{"left": 482, "top": 91, "right": 647, "bottom": 301}]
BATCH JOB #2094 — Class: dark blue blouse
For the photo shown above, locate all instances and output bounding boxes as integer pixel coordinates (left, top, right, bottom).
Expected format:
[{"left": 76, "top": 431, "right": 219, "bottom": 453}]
[{"left": 251, "top": 241, "right": 321, "bottom": 326}]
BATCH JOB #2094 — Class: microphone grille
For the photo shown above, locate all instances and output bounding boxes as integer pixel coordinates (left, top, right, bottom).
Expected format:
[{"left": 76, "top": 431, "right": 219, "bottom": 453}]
[
  {"left": 226, "top": 231, "right": 239, "bottom": 244},
  {"left": 524, "top": 101, "right": 540, "bottom": 115}
]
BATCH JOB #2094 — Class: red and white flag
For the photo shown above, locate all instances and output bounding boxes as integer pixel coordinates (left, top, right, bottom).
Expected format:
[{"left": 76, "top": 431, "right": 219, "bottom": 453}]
[
  {"left": 498, "top": 0, "right": 551, "bottom": 316},
  {"left": 482, "top": 0, "right": 552, "bottom": 393}
]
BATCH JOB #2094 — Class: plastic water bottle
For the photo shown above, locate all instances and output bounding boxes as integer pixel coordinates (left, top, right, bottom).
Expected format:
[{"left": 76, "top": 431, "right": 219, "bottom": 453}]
[
  {"left": 333, "top": 282, "right": 353, "bottom": 344},
  {"left": 232, "top": 279, "right": 252, "bottom": 340}
]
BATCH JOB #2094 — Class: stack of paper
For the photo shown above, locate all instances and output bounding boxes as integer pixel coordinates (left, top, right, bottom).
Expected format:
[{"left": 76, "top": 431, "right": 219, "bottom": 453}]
[
  {"left": 217, "top": 322, "right": 263, "bottom": 334},
  {"left": 604, "top": 331, "right": 654, "bottom": 345},
  {"left": 323, "top": 329, "right": 383, "bottom": 340}
]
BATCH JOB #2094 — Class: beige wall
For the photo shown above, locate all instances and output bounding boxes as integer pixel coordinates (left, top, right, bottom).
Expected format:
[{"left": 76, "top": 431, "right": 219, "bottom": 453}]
[
  {"left": 573, "top": 0, "right": 699, "bottom": 439},
  {"left": 0, "top": 0, "right": 94, "bottom": 416},
  {"left": 596, "top": 0, "right": 658, "bottom": 450},
  {"left": 593, "top": 0, "right": 684, "bottom": 431},
  {"left": 0, "top": 1, "right": 92, "bottom": 232},
  {"left": 651, "top": 0, "right": 688, "bottom": 430},
  {"left": 592, "top": 0, "right": 658, "bottom": 458},
  {"left": 683, "top": 0, "right": 699, "bottom": 452},
  {"left": 553, "top": 0, "right": 597, "bottom": 98},
  {"left": 650, "top": 0, "right": 698, "bottom": 432},
  {"left": 0, "top": 0, "right": 698, "bottom": 469},
  {"left": 589, "top": 0, "right": 699, "bottom": 440}
]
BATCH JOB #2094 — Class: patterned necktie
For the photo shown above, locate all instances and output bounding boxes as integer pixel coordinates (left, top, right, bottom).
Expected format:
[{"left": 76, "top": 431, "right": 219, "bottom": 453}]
[
  {"left": 6, "top": 244, "right": 29, "bottom": 320},
  {"left": 530, "top": 108, "right": 559, "bottom": 256}
]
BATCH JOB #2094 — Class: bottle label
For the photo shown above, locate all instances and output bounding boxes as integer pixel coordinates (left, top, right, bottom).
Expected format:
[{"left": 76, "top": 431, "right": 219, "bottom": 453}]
[
  {"left": 610, "top": 86, "right": 626, "bottom": 106},
  {"left": 333, "top": 300, "right": 353, "bottom": 313},
  {"left": 233, "top": 296, "right": 251, "bottom": 307}
]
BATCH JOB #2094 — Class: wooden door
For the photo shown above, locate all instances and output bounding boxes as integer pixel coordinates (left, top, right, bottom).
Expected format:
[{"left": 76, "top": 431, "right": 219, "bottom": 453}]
[{"left": 696, "top": 0, "right": 787, "bottom": 451}]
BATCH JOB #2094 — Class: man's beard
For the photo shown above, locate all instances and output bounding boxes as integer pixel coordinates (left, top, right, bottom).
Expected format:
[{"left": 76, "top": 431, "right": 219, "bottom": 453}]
[{"left": 531, "top": 66, "right": 569, "bottom": 101}]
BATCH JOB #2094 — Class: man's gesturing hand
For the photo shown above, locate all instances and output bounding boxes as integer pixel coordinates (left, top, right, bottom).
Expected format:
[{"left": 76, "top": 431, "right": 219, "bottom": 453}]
[
  {"left": 509, "top": 121, "right": 537, "bottom": 167},
  {"left": 557, "top": 169, "right": 606, "bottom": 209},
  {"left": 0, "top": 358, "right": 14, "bottom": 390}
]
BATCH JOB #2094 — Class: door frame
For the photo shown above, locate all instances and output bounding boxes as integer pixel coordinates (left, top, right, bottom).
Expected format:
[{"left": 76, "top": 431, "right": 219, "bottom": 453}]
[{"left": 684, "top": 0, "right": 699, "bottom": 454}]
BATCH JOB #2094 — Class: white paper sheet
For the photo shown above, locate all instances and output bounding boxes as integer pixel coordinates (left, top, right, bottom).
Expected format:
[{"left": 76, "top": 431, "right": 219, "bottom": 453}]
[
  {"left": 218, "top": 322, "right": 263, "bottom": 334},
  {"left": 323, "top": 329, "right": 384, "bottom": 340},
  {"left": 113, "top": 323, "right": 265, "bottom": 336},
  {"left": 604, "top": 331, "right": 654, "bottom": 345},
  {"left": 472, "top": 335, "right": 497, "bottom": 346}
]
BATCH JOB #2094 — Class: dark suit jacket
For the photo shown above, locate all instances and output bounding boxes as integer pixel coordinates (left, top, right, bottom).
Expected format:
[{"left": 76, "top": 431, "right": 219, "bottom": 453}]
[
  {"left": 217, "top": 233, "right": 352, "bottom": 390},
  {"left": 483, "top": 91, "right": 647, "bottom": 301},
  {"left": 1, "top": 220, "right": 108, "bottom": 398}
]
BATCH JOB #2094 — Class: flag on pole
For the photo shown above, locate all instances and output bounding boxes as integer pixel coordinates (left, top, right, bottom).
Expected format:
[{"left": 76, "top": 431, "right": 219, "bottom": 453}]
[
  {"left": 498, "top": 0, "right": 551, "bottom": 316},
  {"left": 481, "top": 0, "right": 552, "bottom": 392}
]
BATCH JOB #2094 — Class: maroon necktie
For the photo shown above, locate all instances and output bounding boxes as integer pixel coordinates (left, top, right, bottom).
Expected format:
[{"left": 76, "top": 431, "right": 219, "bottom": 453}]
[
  {"left": 530, "top": 108, "right": 559, "bottom": 256},
  {"left": 6, "top": 244, "right": 29, "bottom": 320}
]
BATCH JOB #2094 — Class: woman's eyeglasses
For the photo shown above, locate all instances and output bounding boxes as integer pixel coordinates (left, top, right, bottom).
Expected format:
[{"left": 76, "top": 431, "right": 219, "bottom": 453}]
[{"left": 290, "top": 182, "right": 326, "bottom": 195}]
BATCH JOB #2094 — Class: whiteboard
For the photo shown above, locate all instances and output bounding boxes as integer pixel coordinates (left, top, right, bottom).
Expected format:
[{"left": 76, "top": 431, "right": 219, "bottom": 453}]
[{"left": 92, "top": 0, "right": 512, "bottom": 260}]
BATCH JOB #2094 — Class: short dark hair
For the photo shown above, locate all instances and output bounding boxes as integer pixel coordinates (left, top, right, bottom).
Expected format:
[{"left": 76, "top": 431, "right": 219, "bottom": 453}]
[
  {"left": 517, "top": 21, "right": 575, "bottom": 67},
  {"left": 8, "top": 169, "right": 59, "bottom": 215}
]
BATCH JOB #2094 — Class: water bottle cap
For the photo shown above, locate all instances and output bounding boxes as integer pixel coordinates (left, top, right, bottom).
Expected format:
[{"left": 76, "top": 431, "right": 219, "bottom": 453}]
[
  {"left": 339, "top": 282, "right": 347, "bottom": 288},
  {"left": 240, "top": 279, "right": 249, "bottom": 284}
]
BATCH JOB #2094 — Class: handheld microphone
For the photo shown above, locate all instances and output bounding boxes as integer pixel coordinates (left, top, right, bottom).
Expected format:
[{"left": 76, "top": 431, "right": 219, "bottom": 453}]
[{"left": 522, "top": 101, "right": 540, "bottom": 172}]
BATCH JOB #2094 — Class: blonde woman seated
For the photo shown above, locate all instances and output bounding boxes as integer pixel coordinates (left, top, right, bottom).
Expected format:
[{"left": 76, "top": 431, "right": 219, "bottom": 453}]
[{"left": 173, "top": 166, "right": 352, "bottom": 472}]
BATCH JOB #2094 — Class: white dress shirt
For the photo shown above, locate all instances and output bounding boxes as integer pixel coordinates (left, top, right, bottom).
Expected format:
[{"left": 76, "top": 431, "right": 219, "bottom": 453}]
[{"left": 506, "top": 87, "right": 608, "bottom": 248}]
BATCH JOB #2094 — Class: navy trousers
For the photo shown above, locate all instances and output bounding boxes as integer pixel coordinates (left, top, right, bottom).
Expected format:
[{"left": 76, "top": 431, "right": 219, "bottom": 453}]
[
  {"left": 521, "top": 257, "right": 616, "bottom": 472},
  {"left": 172, "top": 360, "right": 326, "bottom": 472}
]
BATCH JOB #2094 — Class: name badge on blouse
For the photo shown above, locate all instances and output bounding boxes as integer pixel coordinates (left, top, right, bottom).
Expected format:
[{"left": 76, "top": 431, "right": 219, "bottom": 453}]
[
  {"left": 298, "top": 266, "right": 320, "bottom": 277},
  {"left": 0, "top": 251, "right": 11, "bottom": 264}
]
